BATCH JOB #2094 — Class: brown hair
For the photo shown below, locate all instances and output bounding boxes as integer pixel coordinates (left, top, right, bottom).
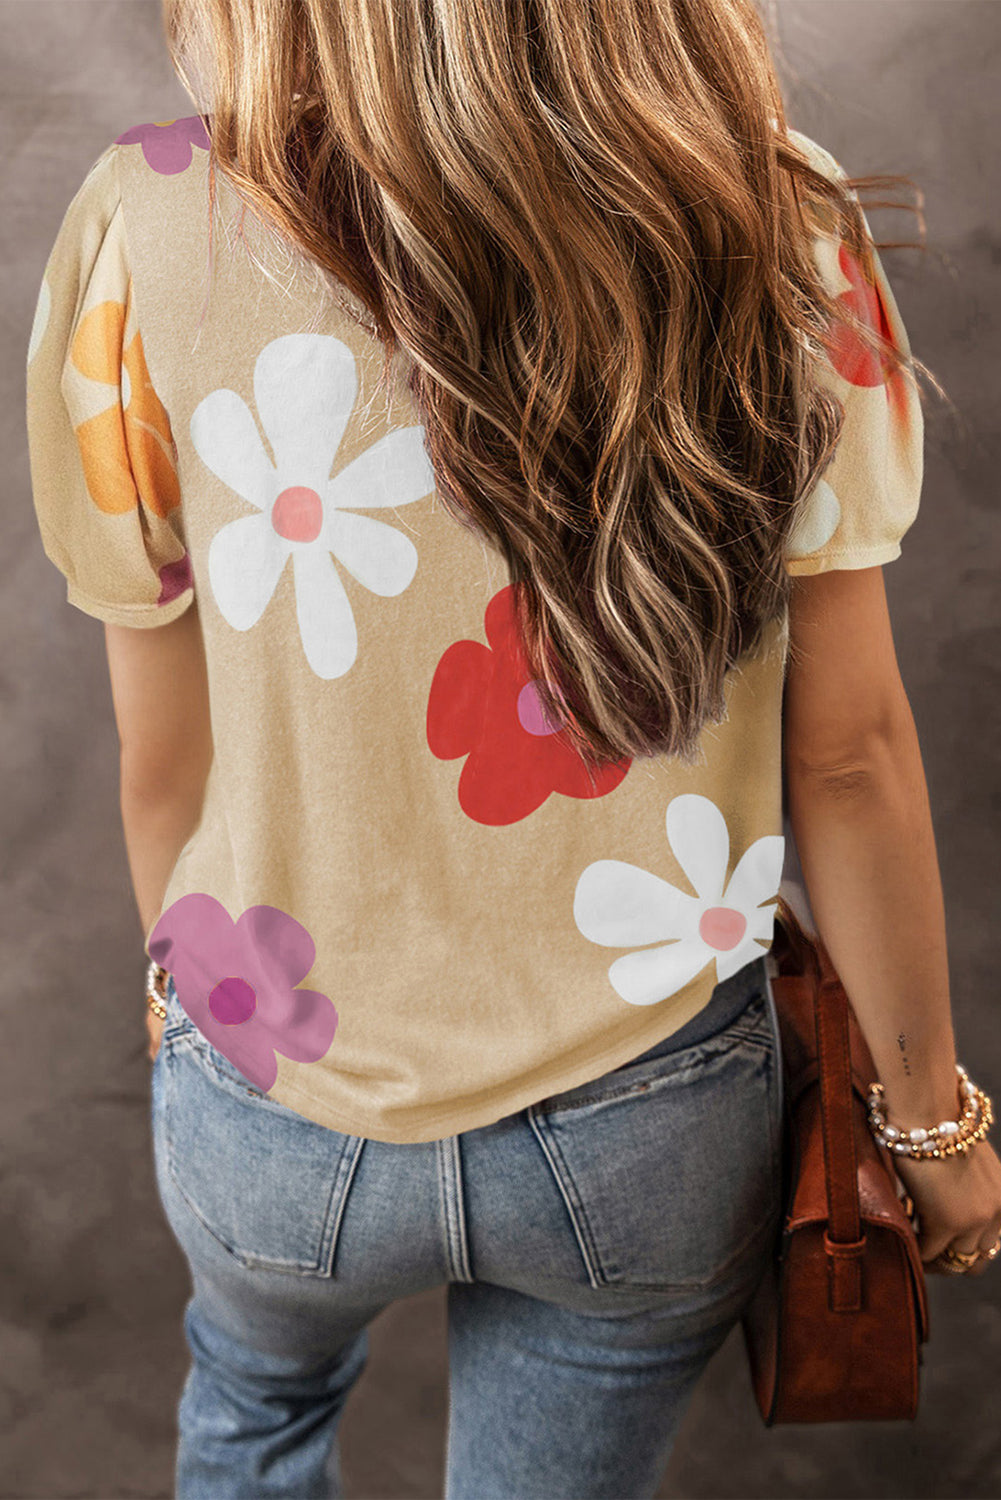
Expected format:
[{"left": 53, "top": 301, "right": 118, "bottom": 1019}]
[{"left": 163, "top": 0, "right": 934, "bottom": 769}]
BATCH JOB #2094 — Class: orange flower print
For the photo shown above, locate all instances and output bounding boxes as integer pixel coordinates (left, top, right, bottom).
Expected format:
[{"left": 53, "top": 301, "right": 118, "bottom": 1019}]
[{"left": 69, "top": 288, "right": 181, "bottom": 517}]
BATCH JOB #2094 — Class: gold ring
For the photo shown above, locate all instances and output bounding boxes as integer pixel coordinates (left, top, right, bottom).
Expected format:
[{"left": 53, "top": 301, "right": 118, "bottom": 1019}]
[
  {"left": 931, "top": 1240, "right": 999, "bottom": 1274},
  {"left": 930, "top": 1254, "right": 972, "bottom": 1275}
]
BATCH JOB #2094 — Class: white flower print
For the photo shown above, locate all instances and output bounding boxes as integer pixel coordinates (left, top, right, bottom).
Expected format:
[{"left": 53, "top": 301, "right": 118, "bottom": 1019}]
[
  {"left": 785, "top": 477, "right": 841, "bottom": 560},
  {"left": 574, "top": 792, "right": 784, "bottom": 1004},
  {"left": 190, "top": 334, "right": 436, "bottom": 679}
]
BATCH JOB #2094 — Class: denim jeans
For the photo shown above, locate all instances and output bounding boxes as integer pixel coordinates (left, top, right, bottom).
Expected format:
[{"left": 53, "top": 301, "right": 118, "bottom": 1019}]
[{"left": 150, "top": 956, "right": 783, "bottom": 1500}]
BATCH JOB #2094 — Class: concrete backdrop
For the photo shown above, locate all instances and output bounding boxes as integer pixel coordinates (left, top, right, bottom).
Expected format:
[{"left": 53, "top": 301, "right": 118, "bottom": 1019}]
[{"left": 3, "top": 2, "right": 999, "bottom": 1496}]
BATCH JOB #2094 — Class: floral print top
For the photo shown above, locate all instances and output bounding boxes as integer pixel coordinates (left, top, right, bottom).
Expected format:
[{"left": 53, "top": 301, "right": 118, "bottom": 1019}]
[{"left": 25, "top": 119, "right": 923, "bottom": 1142}]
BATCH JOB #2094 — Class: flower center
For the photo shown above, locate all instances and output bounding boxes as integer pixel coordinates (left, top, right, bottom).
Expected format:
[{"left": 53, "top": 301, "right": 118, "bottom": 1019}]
[
  {"left": 208, "top": 976, "right": 258, "bottom": 1026},
  {"left": 698, "top": 906, "right": 747, "bottom": 951},
  {"left": 517, "top": 678, "right": 565, "bottom": 737},
  {"left": 272, "top": 485, "right": 323, "bottom": 543}
]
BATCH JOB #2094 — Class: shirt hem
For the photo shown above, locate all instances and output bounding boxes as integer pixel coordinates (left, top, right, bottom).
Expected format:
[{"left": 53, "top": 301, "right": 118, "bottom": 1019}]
[{"left": 269, "top": 955, "right": 772, "bottom": 1144}]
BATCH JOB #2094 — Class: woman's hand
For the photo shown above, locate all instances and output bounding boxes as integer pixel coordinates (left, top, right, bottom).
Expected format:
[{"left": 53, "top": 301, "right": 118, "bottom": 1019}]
[
  {"left": 892, "top": 1141, "right": 1001, "bottom": 1275},
  {"left": 146, "top": 1006, "right": 165, "bottom": 1064}
]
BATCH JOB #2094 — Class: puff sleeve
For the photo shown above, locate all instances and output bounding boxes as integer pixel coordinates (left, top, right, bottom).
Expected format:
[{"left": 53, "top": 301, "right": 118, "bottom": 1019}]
[
  {"left": 25, "top": 143, "right": 194, "bottom": 626},
  {"left": 783, "top": 131, "right": 925, "bottom": 575}
]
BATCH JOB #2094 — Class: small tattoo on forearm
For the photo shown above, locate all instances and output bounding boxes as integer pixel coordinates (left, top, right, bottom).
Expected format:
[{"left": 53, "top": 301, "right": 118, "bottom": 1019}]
[{"left": 897, "top": 1032, "right": 912, "bottom": 1076}]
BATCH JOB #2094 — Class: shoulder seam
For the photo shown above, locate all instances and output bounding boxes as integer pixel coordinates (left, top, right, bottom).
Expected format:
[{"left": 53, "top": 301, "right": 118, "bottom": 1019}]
[
  {"left": 109, "top": 141, "right": 131, "bottom": 294},
  {"left": 787, "top": 127, "right": 848, "bottom": 185},
  {"left": 109, "top": 136, "right": 124, "bottom": 201},
  {"left": 109, "top": 140, "right": 182, "bottom": 453}
]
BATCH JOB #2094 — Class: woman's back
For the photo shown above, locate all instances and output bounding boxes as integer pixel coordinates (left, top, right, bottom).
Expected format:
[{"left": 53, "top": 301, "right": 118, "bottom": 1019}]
[{"left": 25, "top": 117, "right": 923, "bottom": 1142}]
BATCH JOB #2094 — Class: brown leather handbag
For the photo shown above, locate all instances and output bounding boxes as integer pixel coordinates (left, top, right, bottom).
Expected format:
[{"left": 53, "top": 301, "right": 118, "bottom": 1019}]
[{"left": 740, "top": 893, "right": 931, "bottom": 1424}]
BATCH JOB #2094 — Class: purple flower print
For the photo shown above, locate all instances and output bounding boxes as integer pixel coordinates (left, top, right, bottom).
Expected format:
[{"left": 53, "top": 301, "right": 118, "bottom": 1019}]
[
  {"left": 148, "top": 894, "right": 338, "bottom": 1092},
  {"left": 115, "top": 116, "right": 210, "bottom": 176}
]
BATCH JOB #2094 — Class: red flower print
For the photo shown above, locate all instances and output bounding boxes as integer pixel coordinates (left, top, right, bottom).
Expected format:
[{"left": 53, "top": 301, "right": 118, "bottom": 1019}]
[
  {"left": 825, "top": 242, "right": 897, "bottom": 388},
  {"left": 427, "top": 584, "right": 631, "bottom": 825}
]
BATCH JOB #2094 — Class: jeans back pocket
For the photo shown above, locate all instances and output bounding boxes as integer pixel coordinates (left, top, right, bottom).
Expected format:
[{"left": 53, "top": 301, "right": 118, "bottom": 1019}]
[
  {"left": 526, "top": 992, "right": 782, "bottom": 1294},
  {"left": 155, "top": 980, "right": 364, "bottom": 1277}
]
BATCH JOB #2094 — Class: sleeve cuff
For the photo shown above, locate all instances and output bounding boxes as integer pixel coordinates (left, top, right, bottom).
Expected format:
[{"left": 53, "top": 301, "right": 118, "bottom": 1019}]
[
  {"left": 65, "top": 579, "right": 195, "bottom": 627},
  {"left": 784, "top": 541, "right": 903, "bottom": 577}
]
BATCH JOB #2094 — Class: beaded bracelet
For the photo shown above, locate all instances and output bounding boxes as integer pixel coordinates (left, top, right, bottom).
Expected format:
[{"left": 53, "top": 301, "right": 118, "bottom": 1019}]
[
  {"left": 867, "top": 1063, "right": 994, "bottom": 1159},
  {"left": 145, "top": 959, "right": 169, "bottom": 1022}
]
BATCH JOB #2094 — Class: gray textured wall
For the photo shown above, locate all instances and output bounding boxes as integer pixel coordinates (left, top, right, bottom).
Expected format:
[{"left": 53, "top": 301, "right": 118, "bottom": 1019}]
[{"left": 3, "top": 2, "right": 999, "bottom": 1496}]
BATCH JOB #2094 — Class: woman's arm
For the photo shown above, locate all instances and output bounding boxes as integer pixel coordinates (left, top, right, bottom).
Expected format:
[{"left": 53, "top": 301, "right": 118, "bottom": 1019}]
[
  {"left": 783, "top": 565, "right": 959, "bottom": 1123},
  {"left": 786, "top": 726, "right": 959, "bottom": 1123},
  {"left": 103, "top": 606, "right": 213, "bottom": 947}
]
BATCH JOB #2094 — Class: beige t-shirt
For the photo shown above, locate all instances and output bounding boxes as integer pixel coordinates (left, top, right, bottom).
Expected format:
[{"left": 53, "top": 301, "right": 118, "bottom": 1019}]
[{"left": 25, "top": 117, "right": 923, "bottom": 1142}]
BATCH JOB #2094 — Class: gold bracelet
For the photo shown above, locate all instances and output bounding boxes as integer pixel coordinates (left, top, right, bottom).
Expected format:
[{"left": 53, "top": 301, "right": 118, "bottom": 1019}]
[
  {"left": 145, "top": 959, "right": 169, "bottom": 1021},
  {"left": 867, "top": 1064, "right": 994, "bottom": 1159}
]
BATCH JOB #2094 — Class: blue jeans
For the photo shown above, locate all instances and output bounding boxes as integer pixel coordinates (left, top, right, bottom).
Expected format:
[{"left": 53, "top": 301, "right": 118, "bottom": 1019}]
[{"left": 150, "top": 957, "right": 783, "bottom": 1500}]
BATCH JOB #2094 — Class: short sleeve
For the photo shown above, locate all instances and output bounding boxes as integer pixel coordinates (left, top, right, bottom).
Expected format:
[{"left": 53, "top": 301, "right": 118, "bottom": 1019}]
[
  {"left": 783, "top": 131, "right": 924, "bottom": 576},
  {"left": 25, "top": 144, "right": 195, "bottom": 626}
]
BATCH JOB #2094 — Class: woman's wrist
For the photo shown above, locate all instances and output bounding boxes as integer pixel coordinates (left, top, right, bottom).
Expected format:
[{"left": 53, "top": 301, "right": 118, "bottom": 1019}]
[
  {"left": 877, "top": 1070, "right": 965, "bottom": 1128},
  {"left": 868, "top": 1063, "right": 993, "bottom": 1161}
]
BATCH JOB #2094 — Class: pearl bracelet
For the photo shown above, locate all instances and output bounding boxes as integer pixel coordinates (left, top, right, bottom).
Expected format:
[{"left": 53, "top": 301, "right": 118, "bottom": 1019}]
[
  {"left": 867, "top": 1063, "right": 994, "bottom": 1159},
  {"left": 145, "top": 959, "right": 169, "bottom": 1021}
]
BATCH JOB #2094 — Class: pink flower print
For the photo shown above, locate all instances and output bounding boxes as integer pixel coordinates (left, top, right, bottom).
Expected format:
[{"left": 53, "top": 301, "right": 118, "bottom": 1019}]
[
  {"left": 115, "top": 116, "right": 210, "bottom": 176},
  {"left": 148, "top": 894, "right": 338, "bottom": 1092},
  {"left": 158, "top": 552, "right": 194, "bottom": 606}
]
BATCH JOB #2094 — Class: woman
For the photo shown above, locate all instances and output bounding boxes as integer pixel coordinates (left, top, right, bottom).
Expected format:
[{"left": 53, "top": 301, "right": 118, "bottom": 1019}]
[{"left": 24, "top": 0, "right": 1001, "bottom": 1496}]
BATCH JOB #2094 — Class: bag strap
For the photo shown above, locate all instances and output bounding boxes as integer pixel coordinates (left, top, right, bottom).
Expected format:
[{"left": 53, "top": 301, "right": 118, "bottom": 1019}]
[{"left": 774, "top": 896, "right": 866, "bottom": 1311}]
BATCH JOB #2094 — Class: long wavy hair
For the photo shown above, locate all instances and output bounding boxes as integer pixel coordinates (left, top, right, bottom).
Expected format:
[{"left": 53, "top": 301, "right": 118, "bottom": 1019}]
[{"left": 162, "top": 0, "right": 934, "bottom": 770}]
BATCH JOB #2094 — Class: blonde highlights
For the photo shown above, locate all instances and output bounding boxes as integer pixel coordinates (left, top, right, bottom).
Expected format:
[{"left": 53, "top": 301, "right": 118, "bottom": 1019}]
[{"left": 163, "top": 0, "right": 931, "bottom": 768}]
